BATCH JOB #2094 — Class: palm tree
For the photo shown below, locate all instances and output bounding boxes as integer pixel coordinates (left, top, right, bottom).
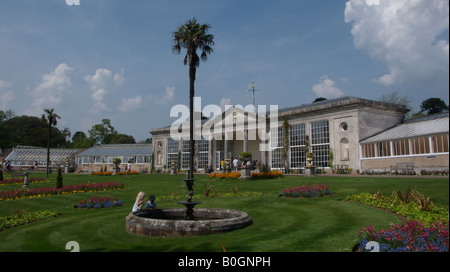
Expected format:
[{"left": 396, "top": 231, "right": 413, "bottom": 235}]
[
  {"left": 41, "top": 108, "right": 60, "bottom": 177},
  {"left": 172, "top": 18, "right": 214, "bottom": 187}
]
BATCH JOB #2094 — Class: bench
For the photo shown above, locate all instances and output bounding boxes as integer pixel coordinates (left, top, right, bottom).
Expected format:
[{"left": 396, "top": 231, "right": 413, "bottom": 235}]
[{"left": 390, "top": 162, "right": 414, "bottom": 175}]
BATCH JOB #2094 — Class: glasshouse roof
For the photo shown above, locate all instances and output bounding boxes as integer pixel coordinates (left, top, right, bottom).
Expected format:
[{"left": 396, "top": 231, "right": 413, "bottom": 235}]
[
  {"left": 361, "top": 112, "right": 449, "bottom": 144},
  {"left": 76, "top": 144, "right": 152, "bottom": 157},
  {"left": 5, "top": 146, "right": 83, "bottom": 162}
]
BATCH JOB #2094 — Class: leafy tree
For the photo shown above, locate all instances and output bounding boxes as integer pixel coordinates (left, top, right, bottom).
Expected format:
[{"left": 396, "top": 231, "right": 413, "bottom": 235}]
[
  {"left": 110, "top": 134, "right": 136, "bottom": 144},
  {"left": 0, "top": 115, "right": 69, "bottom": 150},
  {"left": 88, "top": 119, "right": 118, "bottom": 145},
  {"left": 72, "top": 131, "right": 94, "bottom": 148},
  {"left": 420, "top": 98, "right": 449, "bottom": 115},
  {"left": 313, "top": 97, "right": 327, "bottom": 103},
  {"left": 172, "top": 17, "right": 214, "bottom": 181},
  {"left": 41, "top": 108, "right": 61, "bottom": 177},
  {"left": 0, "top": 109, "right": 15, "bottom": 122}
]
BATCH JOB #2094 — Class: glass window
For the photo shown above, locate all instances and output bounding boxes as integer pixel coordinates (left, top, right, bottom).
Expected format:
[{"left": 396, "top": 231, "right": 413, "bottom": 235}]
[
  {"left": 167, "top": 138, "right": 179, "bottom": 167},
  {"left": 270, "top": 127, "right": 284, "bottom": 169},
  {"left": 290, "top": 124, "right": 306, "bottom": 168},
  {"left": 311, "top": 121, "right": 330, "bottom": 167},
  {"left": 197, "top": 137, "right": 209, "bottom": 169}
]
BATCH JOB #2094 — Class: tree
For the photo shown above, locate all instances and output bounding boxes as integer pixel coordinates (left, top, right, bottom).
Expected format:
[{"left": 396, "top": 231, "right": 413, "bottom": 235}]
[
  {"left": 88, "top": 119, "right": 118, "bottom": 145},
  {"left": 72, "top": 131, "right": 94, "bottom": 148},
  {"left": 172, "top": 17, "right": 214, "bottom": 184},
  {"left": 0, "top": 109, "right": 15, "bottom": 122},
  {"left": 0, "top": 115, "right": 69, "bottom": 150},
  {"left": 110, "top": 134, "right": 136, "bottom": 144},
  {"left": 420, "top": 98, "right": 449, "bottom": 115},
  {"left": 41, "top": 108, "right": 60, "bottom": 177},
  {"left": 281, "top": 120, "right": 290, "bottom": 173},
  {"left": 313, "top": 97, "right": 327, "bottom": 103},
  {"left": 380, "top": 90, "right": 413, "bottom": 118}
]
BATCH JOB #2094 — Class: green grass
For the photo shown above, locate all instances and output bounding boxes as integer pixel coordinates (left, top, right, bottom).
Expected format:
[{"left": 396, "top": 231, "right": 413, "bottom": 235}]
[{"left": 0, "top": 172, "right": 448, "bottom": 252}]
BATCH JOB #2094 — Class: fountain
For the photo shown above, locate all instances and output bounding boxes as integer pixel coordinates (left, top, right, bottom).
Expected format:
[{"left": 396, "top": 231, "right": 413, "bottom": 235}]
[{"left": 125, "top": 171, "right": 252, "bottom": 237}]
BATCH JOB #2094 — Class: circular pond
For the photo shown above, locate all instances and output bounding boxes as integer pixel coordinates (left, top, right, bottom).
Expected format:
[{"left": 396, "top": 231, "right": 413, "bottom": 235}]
[{"left": 125, "top": 208, "right": 252, "bottom": 237}]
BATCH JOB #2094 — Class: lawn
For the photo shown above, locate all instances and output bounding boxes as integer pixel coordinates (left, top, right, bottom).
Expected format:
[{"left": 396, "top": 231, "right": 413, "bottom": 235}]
[{"left": 0, "top": 172, "right": 448, "bottom": 252}]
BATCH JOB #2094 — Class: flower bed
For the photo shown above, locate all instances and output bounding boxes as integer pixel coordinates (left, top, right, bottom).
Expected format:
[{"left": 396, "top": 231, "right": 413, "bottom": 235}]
[
  {"left": 0, "top": 210, "right": 62, "bottom": 231},
  {"left": 116, "top": 170, "right": 140, "bottom": 175},
  {"left": 75, "top": 195, "right": 123, "bottom": 209},
  {"left": 345, "top": 192, "right": 449, "bottom": 226},
  {"left": 91, "top": 171, "right": 140, "bottom": 176},
  {"left": 209, "top": 172, "right": 241, "bottom": 180},
  {"left": 250, "top": 171, "right": 284, "bottom": 179},
  {"left": 0, "top": 178, "right": 50, "bottom": 186},
  {"left": 0, "top": 182, "right": 125, "bottom": 201},
  {"left": 281, "top": 183, "right": 333, "bottom": 198},
  {"left": 357, "top": 220, "right": 449, "bottom": 252},
  {"left": 158, "top": 191, "right": 264, "bottom": 201},
  {"left": 91, "top": 171, "right": 113, "bottom": 176}
]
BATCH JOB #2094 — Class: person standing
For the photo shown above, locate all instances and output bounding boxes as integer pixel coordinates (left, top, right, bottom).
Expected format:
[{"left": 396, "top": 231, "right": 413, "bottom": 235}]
[
  {"left": 126, "top": 161, "right": 132, "bottom": 178},
  {"left": 233, "top": 158, "right": 239, "bottom": 172}
]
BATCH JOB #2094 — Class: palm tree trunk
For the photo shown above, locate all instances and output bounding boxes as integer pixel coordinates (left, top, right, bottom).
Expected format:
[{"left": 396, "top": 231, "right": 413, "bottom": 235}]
[
  {"left": 189, "top": 64, "right": 196, "bottom": 180},
  {"left": 46, "top": 124, "right": 51, "bottom": 177}
]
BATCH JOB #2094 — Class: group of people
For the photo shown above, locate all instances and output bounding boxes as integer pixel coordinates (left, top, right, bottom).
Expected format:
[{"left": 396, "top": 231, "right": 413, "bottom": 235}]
[
  {"left": 132, "top": 191, "right": 157, "bottom": 215},
  {"left": 0, "top": 161, "right": 11, "bottom": 172},
  {"left": 232, "top": 158, "right": 259, "bottom": 171}
]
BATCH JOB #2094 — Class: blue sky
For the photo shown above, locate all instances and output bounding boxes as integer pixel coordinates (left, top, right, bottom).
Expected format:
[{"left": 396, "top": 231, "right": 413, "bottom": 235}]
[{"left": 0, "top": 0, "right": 448, "bottom": 142}]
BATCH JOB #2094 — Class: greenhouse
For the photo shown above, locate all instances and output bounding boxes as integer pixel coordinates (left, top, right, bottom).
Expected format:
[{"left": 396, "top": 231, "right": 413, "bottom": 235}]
[
  {"left": 75, "top": 144, "right": 153, "bottom": 173},
  {"left": 4, "top": 146, "right": 83, "bottom": 172}
]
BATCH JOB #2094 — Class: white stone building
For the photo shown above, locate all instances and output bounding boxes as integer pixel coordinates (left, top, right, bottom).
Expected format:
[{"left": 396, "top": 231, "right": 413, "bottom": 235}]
[{"left": 151, "top": 96, "right": 446, "bottom": 174}]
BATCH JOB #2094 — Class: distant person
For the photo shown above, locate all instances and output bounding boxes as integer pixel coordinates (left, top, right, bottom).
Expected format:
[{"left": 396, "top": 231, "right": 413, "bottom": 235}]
[
  {"left": 126, "top": 162, "right": 132, "bottom": 178},
  {"left": 233, "top": 158, "right": 239, "bottom": 171}
]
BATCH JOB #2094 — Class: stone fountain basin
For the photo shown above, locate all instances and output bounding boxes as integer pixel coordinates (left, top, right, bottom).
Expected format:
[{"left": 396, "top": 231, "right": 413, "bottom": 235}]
[{"left": 125, "top": 208, "right": 252, "bottom": 237}]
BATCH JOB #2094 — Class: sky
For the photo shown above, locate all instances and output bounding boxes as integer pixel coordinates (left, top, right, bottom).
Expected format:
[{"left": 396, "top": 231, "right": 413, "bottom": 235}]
[{"left": 0, "top": 0, "right": 448, "bottom": 142}]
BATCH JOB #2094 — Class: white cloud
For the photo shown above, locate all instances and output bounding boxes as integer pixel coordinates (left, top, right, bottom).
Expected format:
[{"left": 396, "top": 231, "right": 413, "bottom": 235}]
[
  {"left": 345, "top": 0, "right": 449, "bottom": 86},
  {"left": 0, "top": 80, "right": 15, "bottom": 110},
  {"left": 84, "top": 68, "right": 124, "bottom": 112},
  {"left": 119, "top": 95, "right": 143, "bottom": 111},
  {"left": 90, "top": 88, "right": 110, "bottom": 113},
  {"left": 114, "top": 69, "right": 125, "bottom": 85},
  {"left": 26, "top": 63, "right": 73, "bottom": 114},
  {"left": 156, "top": 86, "right": 175, "bottom": 105},
  {"left": 312, "top": 76, "right": 344, "bottom": 98}
]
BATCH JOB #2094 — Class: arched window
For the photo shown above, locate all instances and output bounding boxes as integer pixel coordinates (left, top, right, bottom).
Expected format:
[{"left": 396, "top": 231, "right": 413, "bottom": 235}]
[{"left": 340, "top": 138, "right": 349, "bottom": 160}]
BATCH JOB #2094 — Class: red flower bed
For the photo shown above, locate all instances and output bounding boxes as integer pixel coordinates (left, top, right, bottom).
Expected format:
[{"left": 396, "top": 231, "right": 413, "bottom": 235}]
[{"left": 0, "top": 182, "right": 125, "bottom": 201}]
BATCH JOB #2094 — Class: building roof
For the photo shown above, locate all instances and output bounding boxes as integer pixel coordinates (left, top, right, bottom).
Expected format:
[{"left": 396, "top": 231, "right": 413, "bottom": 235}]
[
  {"left": 276, "top": 96, "right": 408, "bottom": 118},
  {"left": 5, "top": 146, "right": 82, "bottom": 162},
  {"left": 76, "top": 144, "right": 152, "bottom": 157},
  {"left": 360, "top": 112, "right": 449, "bottom": 143}
]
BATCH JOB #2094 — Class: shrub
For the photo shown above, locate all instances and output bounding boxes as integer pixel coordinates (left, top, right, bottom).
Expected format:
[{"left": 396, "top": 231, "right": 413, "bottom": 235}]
[
  {"left": 346, "top": 191, "right": 449, "bottom": 226},
  {"left": 0, "top": 210, "right": 62, "bottom": 231},
  {"left": 56, "top": 168, "right": 63, "bottom": 189}
]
